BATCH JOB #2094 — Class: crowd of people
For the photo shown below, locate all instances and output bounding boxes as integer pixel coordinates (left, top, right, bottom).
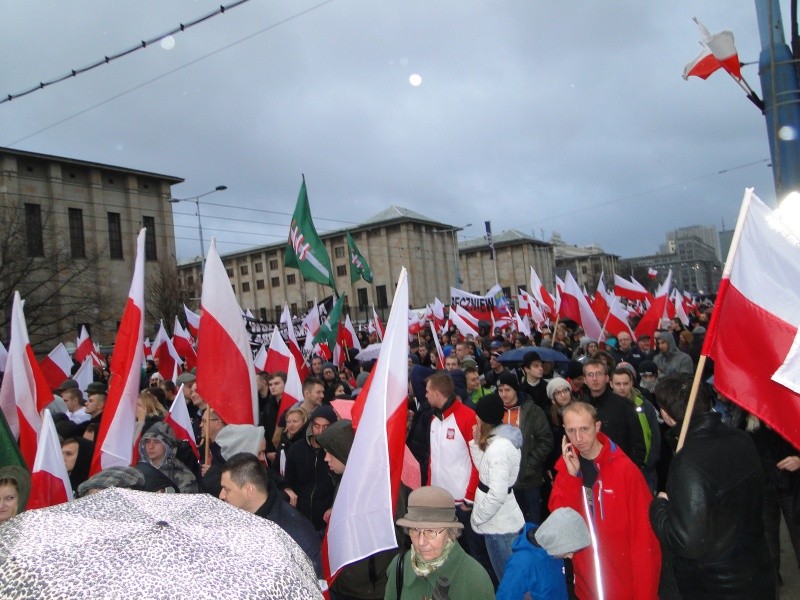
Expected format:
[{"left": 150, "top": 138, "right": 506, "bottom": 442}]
[{"left": 1, "top": 303, "right": 798, "bottom": 600}]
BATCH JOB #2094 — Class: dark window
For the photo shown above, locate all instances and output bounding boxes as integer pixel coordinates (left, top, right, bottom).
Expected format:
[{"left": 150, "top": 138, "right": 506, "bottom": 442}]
[
  {"left": 307, "top": 301, "right": 314, "bottom": 310},
  {"left": 357, "top": 288, "right": 368, "bottom": 308},
  {"left": 68, "top": 208, "right": 85, "bottom": 258},
  {"left": 226, "top": 268, "right": 234, "bottom": 278},
  {"left": 271, "top": 277, "right": 280, "bottom": 287},
  {"left": 334, "top": 246, "right": 345, "bottom": 258},
  {"left": 240, "top": 265, "right": 249, "bottom": 275},
  {"left": 269, "top": 259, "right": 279, "bottom": 270},
  {"left": 336, "top": 265, "right": 347, "bottom": 277},
  {"left": 259, "top": 307, "right": 267, "bottom": 320},
  {"left": 256, "top": 279, "right": 265, "bottom": 290},
  {"left": 107, "top": 212, "right": 123, "bottom": 259},
  {"left": 502, "top": 286, "right": 511, "bottom": 298},
  {"left": 290, "top": 302, "right": 298, "bottom": 314},
  {"left": 287, "top": 274, "right": 296, "bottom": 285},
  {"left": 376, "top": 285, "right": 388, "bottom": 308},
  {"left": 254, "top": 262, "right": 263, "bottom": 273},
  {"left": 242, "top": 282, "right": 251, "bottom": 292},
  {"left": 187, "top": 275, "right": 194, "bottom": 286},
  {"left": 274, "top": 305, "right": 281, "bottom": 318},
  {"left": 142, "top": 216, "right": 157, "bottom": 261},
  {"left": 24, "top": 203, "right": 44, "bottom": 257}
]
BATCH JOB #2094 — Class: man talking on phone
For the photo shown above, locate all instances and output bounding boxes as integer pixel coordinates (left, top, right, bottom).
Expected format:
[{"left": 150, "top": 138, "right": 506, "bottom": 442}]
[{"left": 548, "top": 401, "right": 661, "bottom": 599}]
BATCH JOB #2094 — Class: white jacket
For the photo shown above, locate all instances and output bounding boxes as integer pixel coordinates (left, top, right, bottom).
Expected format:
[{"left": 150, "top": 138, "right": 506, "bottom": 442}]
[{"left": 469, "top": 424, "right": 525, "bottom": 534}]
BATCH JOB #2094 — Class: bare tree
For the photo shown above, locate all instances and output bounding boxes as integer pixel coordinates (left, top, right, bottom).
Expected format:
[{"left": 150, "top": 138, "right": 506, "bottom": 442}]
[
  {"left": 145, "top": 257, "right": 188, "bottom": 336},
  {"left": 0, "top": 196, "right": 113, "bottom": 352}
]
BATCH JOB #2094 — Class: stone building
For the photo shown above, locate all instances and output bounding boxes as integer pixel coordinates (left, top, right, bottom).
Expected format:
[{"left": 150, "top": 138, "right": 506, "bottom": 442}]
[
  {"left": 550, "top": 233, "right": 619, "bottom": 291},
  {"left": 0, "top": 147, "right": 182, "bottom": 350}
]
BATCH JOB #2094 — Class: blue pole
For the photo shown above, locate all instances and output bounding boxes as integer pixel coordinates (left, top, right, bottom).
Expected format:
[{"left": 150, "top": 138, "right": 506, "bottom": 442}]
[{"left": 755, "top": 0, "right": 800, "bottom": 197}]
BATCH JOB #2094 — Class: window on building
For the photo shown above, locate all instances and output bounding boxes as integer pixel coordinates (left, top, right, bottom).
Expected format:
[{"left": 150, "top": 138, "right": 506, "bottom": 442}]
[
  {"left": 357, "top": 288, "right": 368, "bottom": 308},
  {"left": 307, "top": 301, "right": 315, "bottom": 310},
  {"left": 240, "top": 265, "right": 249, "bottom": 275},
  {"left": 336, "top": 265, "right": 347, "bottom": 277},
  {"left": 68, "top": 208, "right": 85, "bottom": 259},
  {"left": 259, "top": 307, "right": 267, "bottom": 321},
  {"left": 256, "top": 279, "right": 265, "bottom": 290},
  {"left": 291, "top": 302, "right": 299, "bottom": 315},
  {"left": 226, "top": 268, "right": 234, "bottom": 278},
  {"left": 269, "top": 259, "right": 279, "bottom": 270},
  {"left": 107, "top": 212, "right": 123, "bottom": 259},
  {"left": 287, "top": 274, "right": 296, "bottom": 285},
  {"left": 274, "top": 305, "right": 282, "bottom": 318},
  {"left": 271, "top": 277, "right": 280, "bottom": 287},
  {"left": 187, "top": 276, "right": 194, "bottom": 286},
  {"left": 24, "top": 203, "right": 44, "bottom": 257},
  {"left": 254, "top": 262, "right": 263, "bottom": 273},
  {"left": 242, "top": 282, "right": 251, "bottom": 292},
  {"left": 334, "top": 246, "right": 345, "bottom": 258},
  {"left": 376, "top": 285, "right": 388, "bottom": 308},
  {"left": 142, "top": 216, "right": 157, "bottom": 261},
  {"left": 502, "top": 286, "right": 511, "bottom": 298},
  {"left": 581, "top": 266, "right": 588, "bottom": 275}
]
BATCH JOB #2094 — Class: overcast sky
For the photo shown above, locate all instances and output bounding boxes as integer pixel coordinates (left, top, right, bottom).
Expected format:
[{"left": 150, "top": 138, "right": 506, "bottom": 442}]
[{"left": 0, "top": 1, "right": 787, "bottom": 263}]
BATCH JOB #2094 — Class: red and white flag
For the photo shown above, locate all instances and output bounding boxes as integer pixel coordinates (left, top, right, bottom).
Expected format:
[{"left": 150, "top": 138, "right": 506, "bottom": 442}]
[
  {"left": 431, "top": 298, "right": 446, "bottom": 332},
  {"left": 28, "top": 409, "right": 73, "bottom": 509},
  {"left": 371, "top": 305, "right": 385, "bottom": 341},
  {"left": 613, "top": 273, "right": 653, "bottom": 303},
  {"left": 323, "top": 268, "right": 409, "bottom": 584},
  {"left": 634, "top": 272, "right": 673, "bottom": 345},
  {"left": 73, "top": 357, "right": 94, "bottom": 399},
  {"left": 603, "top": 295, "right": 635, "bottom": 340},
  {"left": 591, "top": 273, "right": 611, "bottom": 324},
  {"left": 39, "top": 343, "right": 73, "bottom": 391},
  {"left": 143, "top": 337, "right": 152, "bottom": 360},
  {"left": 429, "top": 321, "right": 446, "bottom": 370},
  {"left": 530, "top": 267, "right": 556, "bottom": 319},
  {"left": 75, "top": 325, "right": 104, "bottom": 367},
  {"left": 172, "top": 316, "right": 197, "bottom": 371},
  {"left": 671, "top": 289, "right": 691, "bottom": 327},
  {"left": 277, "top": 355, "right": 304, "bottom": 420},
  {"left": 647, "top": 267, "right": 658, "bottom": 279},
  {"left": 196, "top": 239, "right": 258, "bottom": 426},
  {"left": 253, "top": 343, "right": 268, "bottom": 373},
  {"left": 164, "top": 384, "right": 199, "bottom": 460},
  {"left": 151, "top": 321, "right": 182, "bottom": 380},
  {"left": 514, "top": 312, "right": 532, "bottom": 338},
  {"left": 183, "top": 304, "right": 200, "bottom": 338},
  {"left": 280, "top": 305, "right": 310, "bottom": 381},
  {"left": 559, "top": 271, "right": 603, "bottom": 341},
  {"left": 703, "top": 190, "right": 800, "bottom": 448},
  {"left": 301, "top": 300, "right": 323, "bottom": 339},
  {"left": 450, "top": 305, "right": 480, "bottom": 338},
  {"left": 0, "top": 292, "right": 51, "bottom": 469},
  {"left": 263, "top": 326, "right": 292, "bottom": 375},
  {"left": 90, "top": 229, "right": 147, "bottom": 476},
  {"left": 408, "top": 310, "right": 423, "bottom": 336},
  {"left": 684, "top": 18, "right": 742, "bottom": 80}
]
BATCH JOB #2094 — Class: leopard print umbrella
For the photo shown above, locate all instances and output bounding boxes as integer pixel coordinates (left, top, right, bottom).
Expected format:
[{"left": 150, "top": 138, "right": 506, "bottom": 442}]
[{"left": 0, "top": 488, "right": 322, "bottom": 599}]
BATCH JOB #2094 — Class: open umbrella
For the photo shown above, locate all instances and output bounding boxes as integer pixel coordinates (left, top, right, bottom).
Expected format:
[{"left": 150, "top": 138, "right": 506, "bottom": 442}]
[
  {"left": 495, "top": 345, "right": 570, "bottom": 365},
  {"left": 355, "top": 342, "right": 382, "bottom": 362},
  {"left": 0, "top": 488, "right": 322, "bottom": 599}
]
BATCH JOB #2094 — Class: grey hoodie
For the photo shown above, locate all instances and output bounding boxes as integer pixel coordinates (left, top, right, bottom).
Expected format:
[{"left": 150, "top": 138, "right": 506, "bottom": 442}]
[{"left": 653, "top": 331, "right": 694, "bottom": 377}]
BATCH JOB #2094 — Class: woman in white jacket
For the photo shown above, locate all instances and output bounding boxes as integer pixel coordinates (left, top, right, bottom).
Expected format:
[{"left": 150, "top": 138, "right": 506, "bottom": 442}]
[{"left": 469, "top": 393, "right": 525, "bottom": 581}]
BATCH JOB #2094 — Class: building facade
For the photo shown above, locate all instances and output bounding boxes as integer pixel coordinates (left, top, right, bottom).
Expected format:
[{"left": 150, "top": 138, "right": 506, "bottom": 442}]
[
  {"left": 0, "top": 147, "right": 182, "bottom": 351},
  {"left": 550, "top": 234, "right": 619, "bottom": 291}
]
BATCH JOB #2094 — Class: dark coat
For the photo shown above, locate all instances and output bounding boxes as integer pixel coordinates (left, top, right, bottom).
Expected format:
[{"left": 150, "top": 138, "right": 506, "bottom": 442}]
[
  {"left": 650, "top": 412, "right": 775, "bottom": 599},
  {"left": 581, "top": 385, "right": 647, "bottom": 468},
  {"left": 514, "top": 392, "right": 553, "bottom": 489}
]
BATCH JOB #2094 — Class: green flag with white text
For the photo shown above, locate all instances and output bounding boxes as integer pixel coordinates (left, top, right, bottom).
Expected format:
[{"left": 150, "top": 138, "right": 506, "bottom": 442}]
[
  {"left": 0, "top": 407, "right": 26, "bottom": 471},
  {"left": 285, "top": 176, "right": 336, "bottom": 290},
  {"left": 313, "top": 294, "right": 345, "bottom": 349},
  {"left": 346, "top": 231, "right": 373, "bottom": 284}
]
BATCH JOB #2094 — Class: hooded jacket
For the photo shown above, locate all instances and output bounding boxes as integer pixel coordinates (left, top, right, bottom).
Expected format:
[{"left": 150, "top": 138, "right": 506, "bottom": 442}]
[
  {"left": 502, "top": 391, "right": 553, "bottom": 489},
  {"left": 653, "top": 332, "right": 693, "bottom": 377},
  {"left": 469, "top": 424, "right": 525, "bottom": 534},
  {"left": 495, "top": 522, "right": 569, "bottom": 600},
  {"left": 137, "top": 421, "right": 198, "bottom": 493},
  {"left": 549, "top": 431, "right": 661, "bottom": 600}
]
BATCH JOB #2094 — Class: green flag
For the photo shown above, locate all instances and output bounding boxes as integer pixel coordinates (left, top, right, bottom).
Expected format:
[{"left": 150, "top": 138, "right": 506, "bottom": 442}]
[
  {"left": 285, "top": 176, "right": 336, "bottom": 290},
  {"left": 313, "top": 294, "right": 345, "bottom": 349},
  {"left": 346, "top": 231, "right": 373, "bottom": 283}
]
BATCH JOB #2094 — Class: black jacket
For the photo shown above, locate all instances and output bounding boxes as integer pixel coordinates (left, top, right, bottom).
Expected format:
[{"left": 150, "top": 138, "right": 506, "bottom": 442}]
[
  {"left": 581, "top": 385, "right": 647, "bottom": 468},
  {"left": 650, "top": 412, "right": 774, "bottom": 599},
  {"left": 284, "top": 420, "right": 336, "bottom": 530},
  {"left": 255, "top": 479, "right": 322, "bottom": 577}
]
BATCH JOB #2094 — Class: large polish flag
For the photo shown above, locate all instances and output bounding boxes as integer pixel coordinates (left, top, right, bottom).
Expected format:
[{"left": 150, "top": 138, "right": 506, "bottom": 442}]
[
  {"left": 196, "top": 240, "right": 257, "bottom": 426},
  {"left": 151, "top": 321, "right": 182, "bottom": 380},
  {"left": 703, "top": 190, "right": 800, "bottom": 448},
  {"left": 280, "top": 305, "right": 310, "bottom": 381},
  {"left": 183, "top": 304, "right": 201, "bottom": 338},
  {"left": 323, "top": 268, "right": 409, "bottom": 583},
  {"left": 560, "top": 271, "right": 603, "bottom": 341},
  {"left": 164, "top": 384, "right": 199, "bottom": 460},
  {"left": 613, "top": 274, "right": 653, "bottom": 303},
  {"left": 172, "top": 316, "right": 197, "bottom": 371},
  {"left": 89, "top": 230, "right": 146, "bottom": 476},
  {"left": 39, "top": 343, "right": 73, "bottom": 391},
  {"left": 28, "top": 409, "right": 73, "bottom": 509},
  {"left": 263, "top": 327, "right": 292, "bottom": 375},
  {"left": 0, "top": 292, "right": 51, "bottom": 469}
]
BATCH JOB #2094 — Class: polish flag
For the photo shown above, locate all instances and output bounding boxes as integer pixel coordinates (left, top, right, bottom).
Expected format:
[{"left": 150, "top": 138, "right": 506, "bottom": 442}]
[
  {"left": 277, "top": 355, "right": 304, "bottom": 420},
  {"left": 694, "top": 18, "right": 742, "bottom": 80},
  {"left": 560, "top": 271, "right": 603, "bottom": 341},
  {"left": 196, "top": 240, "right": 258, "bottom": 426},
  {"left": 703, "top": 190, "right": 800, "bottom": 448},
  {"left": 603, "top": 295, "right": 635, "bottom": 340},
  {"left": 263, "top": 327, "right": 292, "bottom": 376},
  {"left": 172, "top": 316, "right": 197, "bottom": 371},
  {"left": 280, "top": 305, "right": 310, "bottom": 381},
  {"left": 164, "top": 384, "right": 199, "bottom": 460},
  {"left": 429, "top": 322, "right": 446, "bottom": 370},
  {"left": 253, "top": 343, "right": 268, "bottom": 373},
  {"left": 450, "top": 305, "right": 480, "bottom": 338},
  {"left": 431, "top": 298, "right": 446, "bottom": 331},
  {"left": 613, "top": 274, "right": 653, "bottom": 303},
  {"left": 683, "top": 46, "right": 723, "bottom": 80},
  {"left": 151, "top": 321, "right": 182, "bottom": 380},
  {"left": 647, "top": 267, "right": 658, "bottom": 279},
  {"left": 90, "top": 230, "right": 146, "bottom": 476},
  {"left": 27, "top": 409, "right": 73, "bottom": 509},
  {"left": 338, "top": 314, "right": 361, "bottom": 353},
  {"left": 591, "top": 273, "right": 611, "bottom": 324},
  {"left": 634, "top": 287, "right": 672, "bottom": 344},
  {"left": 408, "top": 310, "right": 423, "bottom": 336},
  {"left": 73, "top": 357, "right": 94, "bottom": 399},
  {"left": 671, "top": 289, "right": 691, "bottom": 327},
  {"left": 372, "top": 305, "right": 385, "bottom": 341},
  {"left": 75, "top": 325, "right": 104, "bottom": 367},
  {"left": 183, "top": 304, "right": 201, "bottom": 338},
  {"left": 143, "top": 337, "right": 152, "bottom": 360},
  {"left": 0, "top": 292, "right": 51, "bottom": 469},
  {"left": 554, "top": 275, "right": 566, "bottom": 315},
  {"left": 323, "top": 268, "right": 409, "bottom": 584},
  {"left": 301, "top": 300, "right": 323, "bottom": 339},
  {"left": 515, "top": 312, "right": 532, "bottom": 338},
  {"left": 521, "top": 289, "right": 546, "bottom": 327},
  {"left": 517, "top": 288, "right": 532, "bottom": 319},
  {"left": 530, "top": 267, "right": 556, "bottom": 319},
  {"left": 39, "top": 343, "right": 73, "bottom": 391}
]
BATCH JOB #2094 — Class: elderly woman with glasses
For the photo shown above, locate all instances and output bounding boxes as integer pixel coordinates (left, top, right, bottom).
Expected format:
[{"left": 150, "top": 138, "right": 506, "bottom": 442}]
[{"left": 385, "top": 486, "right": 495, "bottom": 600}]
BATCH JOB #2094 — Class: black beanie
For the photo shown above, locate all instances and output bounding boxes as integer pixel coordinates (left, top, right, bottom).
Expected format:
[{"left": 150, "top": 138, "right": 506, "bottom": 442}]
[
  {"left": 475, "top": 393, "right": 505, "bottom": 426},
  {"left": 497, "top": 371, "right": 519, "bottom": 391}
]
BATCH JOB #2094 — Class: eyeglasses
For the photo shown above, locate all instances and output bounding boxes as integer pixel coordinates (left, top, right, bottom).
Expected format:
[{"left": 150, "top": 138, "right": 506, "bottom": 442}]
[
  {"left": 407, "top": 528, "right": 445, "bottom": 540},
  {"left": 584, "top": 371, "right": 605, "bottom": 379},
  {"left": 554, "top": 388, "right": 571, "bottom": 396}
]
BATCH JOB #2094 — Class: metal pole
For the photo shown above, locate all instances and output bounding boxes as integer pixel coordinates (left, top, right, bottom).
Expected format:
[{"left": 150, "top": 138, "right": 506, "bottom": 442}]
[{"left": 195, "top": 197, "right": 206, "bottom": 274}]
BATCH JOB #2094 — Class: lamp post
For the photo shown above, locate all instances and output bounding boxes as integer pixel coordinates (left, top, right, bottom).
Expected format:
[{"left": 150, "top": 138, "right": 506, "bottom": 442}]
[
  {"left": 434, "top": 223, "right": 471, "bottom": 288},
  {"left": 169, "top": 185, "right": 227, "bottom": 274}
]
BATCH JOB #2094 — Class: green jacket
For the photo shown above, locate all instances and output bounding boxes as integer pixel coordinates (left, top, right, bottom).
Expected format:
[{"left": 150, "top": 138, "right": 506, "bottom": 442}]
[
  {"left": 384, "top": 542, "right": 495, "bottom": 600},
  {"left": 470, "top": 386, "right": 493, "bottom": 404}
]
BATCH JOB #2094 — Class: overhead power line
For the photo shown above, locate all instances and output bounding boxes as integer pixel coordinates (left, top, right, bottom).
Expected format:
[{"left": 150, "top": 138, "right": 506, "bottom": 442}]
[{"left": 1, "top": 0, "right": 252, "bottom": 105}]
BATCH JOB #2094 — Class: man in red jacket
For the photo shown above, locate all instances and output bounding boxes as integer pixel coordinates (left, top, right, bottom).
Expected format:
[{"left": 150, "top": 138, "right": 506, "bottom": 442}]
[{"left": 549, "top": 402, "right": 660, "bottom": 599}]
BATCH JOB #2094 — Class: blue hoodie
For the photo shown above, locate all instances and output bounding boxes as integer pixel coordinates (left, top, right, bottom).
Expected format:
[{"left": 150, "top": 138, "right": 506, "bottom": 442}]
[{"left": 495, "top": 522, "right": 568, "bottom": 600}]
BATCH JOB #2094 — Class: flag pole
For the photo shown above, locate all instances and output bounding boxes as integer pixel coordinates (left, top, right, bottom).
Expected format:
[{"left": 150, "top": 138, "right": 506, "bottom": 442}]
[
  {"left": 203, "top": 408, "right": 211, "bottom": 466},
  {"left": 675, "top": 354, "right": 708, "bottom": 451}
]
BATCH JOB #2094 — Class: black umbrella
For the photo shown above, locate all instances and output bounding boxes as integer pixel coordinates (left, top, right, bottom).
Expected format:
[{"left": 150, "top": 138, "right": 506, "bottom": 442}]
[{"left": 495, "top": 345, "right": 570, "bottom": 365}]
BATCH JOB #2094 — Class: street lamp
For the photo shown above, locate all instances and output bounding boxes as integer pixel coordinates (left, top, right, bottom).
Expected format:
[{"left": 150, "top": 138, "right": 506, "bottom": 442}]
[
  {"left": 169, "top": 185, "right": 227, "bottom": 273},
  {"left": 434, "top": 223, "right": 471, "bottom": 287}
]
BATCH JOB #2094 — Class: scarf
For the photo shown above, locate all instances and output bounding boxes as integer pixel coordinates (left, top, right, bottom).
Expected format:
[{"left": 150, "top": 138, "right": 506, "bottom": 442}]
[{"left": 410, "top": 538, "right": 456, "bottom": 577}]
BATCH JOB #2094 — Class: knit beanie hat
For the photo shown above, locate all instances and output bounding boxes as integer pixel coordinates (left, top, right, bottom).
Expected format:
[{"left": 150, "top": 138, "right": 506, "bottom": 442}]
[
  {"left": 534, "top": 507, "right": 590, "bottom": 556},
  {"left": 216, "top": 424, "right": 266, "bottom": 461},
  {"left": 497, "top": 371, "right": 519, "bottom": 391},
  {"left": 475, "top": 393, "right": 504, "bottom": 426},
  {"left": 546, "top": 377, "right": 571, "bottom": 401}
]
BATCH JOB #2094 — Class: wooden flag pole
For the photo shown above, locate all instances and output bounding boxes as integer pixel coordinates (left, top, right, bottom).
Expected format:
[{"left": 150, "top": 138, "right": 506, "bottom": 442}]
[
  {"left": 675, "top": 354, "right": 708, "bottom": 452},
  {"left": 203, "top": 407, "right": 211, "bottom": 466}
]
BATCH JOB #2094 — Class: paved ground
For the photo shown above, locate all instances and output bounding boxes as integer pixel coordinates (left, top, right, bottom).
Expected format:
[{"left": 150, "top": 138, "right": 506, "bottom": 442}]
[{"left": 779, "top": 518, "right": 799, "bottom": 600}]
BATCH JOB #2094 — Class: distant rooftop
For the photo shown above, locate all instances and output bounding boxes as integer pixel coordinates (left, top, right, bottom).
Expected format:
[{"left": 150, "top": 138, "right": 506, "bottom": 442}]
[{"left": 459, "top": 229, "right": 550, "bottom": 251}]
